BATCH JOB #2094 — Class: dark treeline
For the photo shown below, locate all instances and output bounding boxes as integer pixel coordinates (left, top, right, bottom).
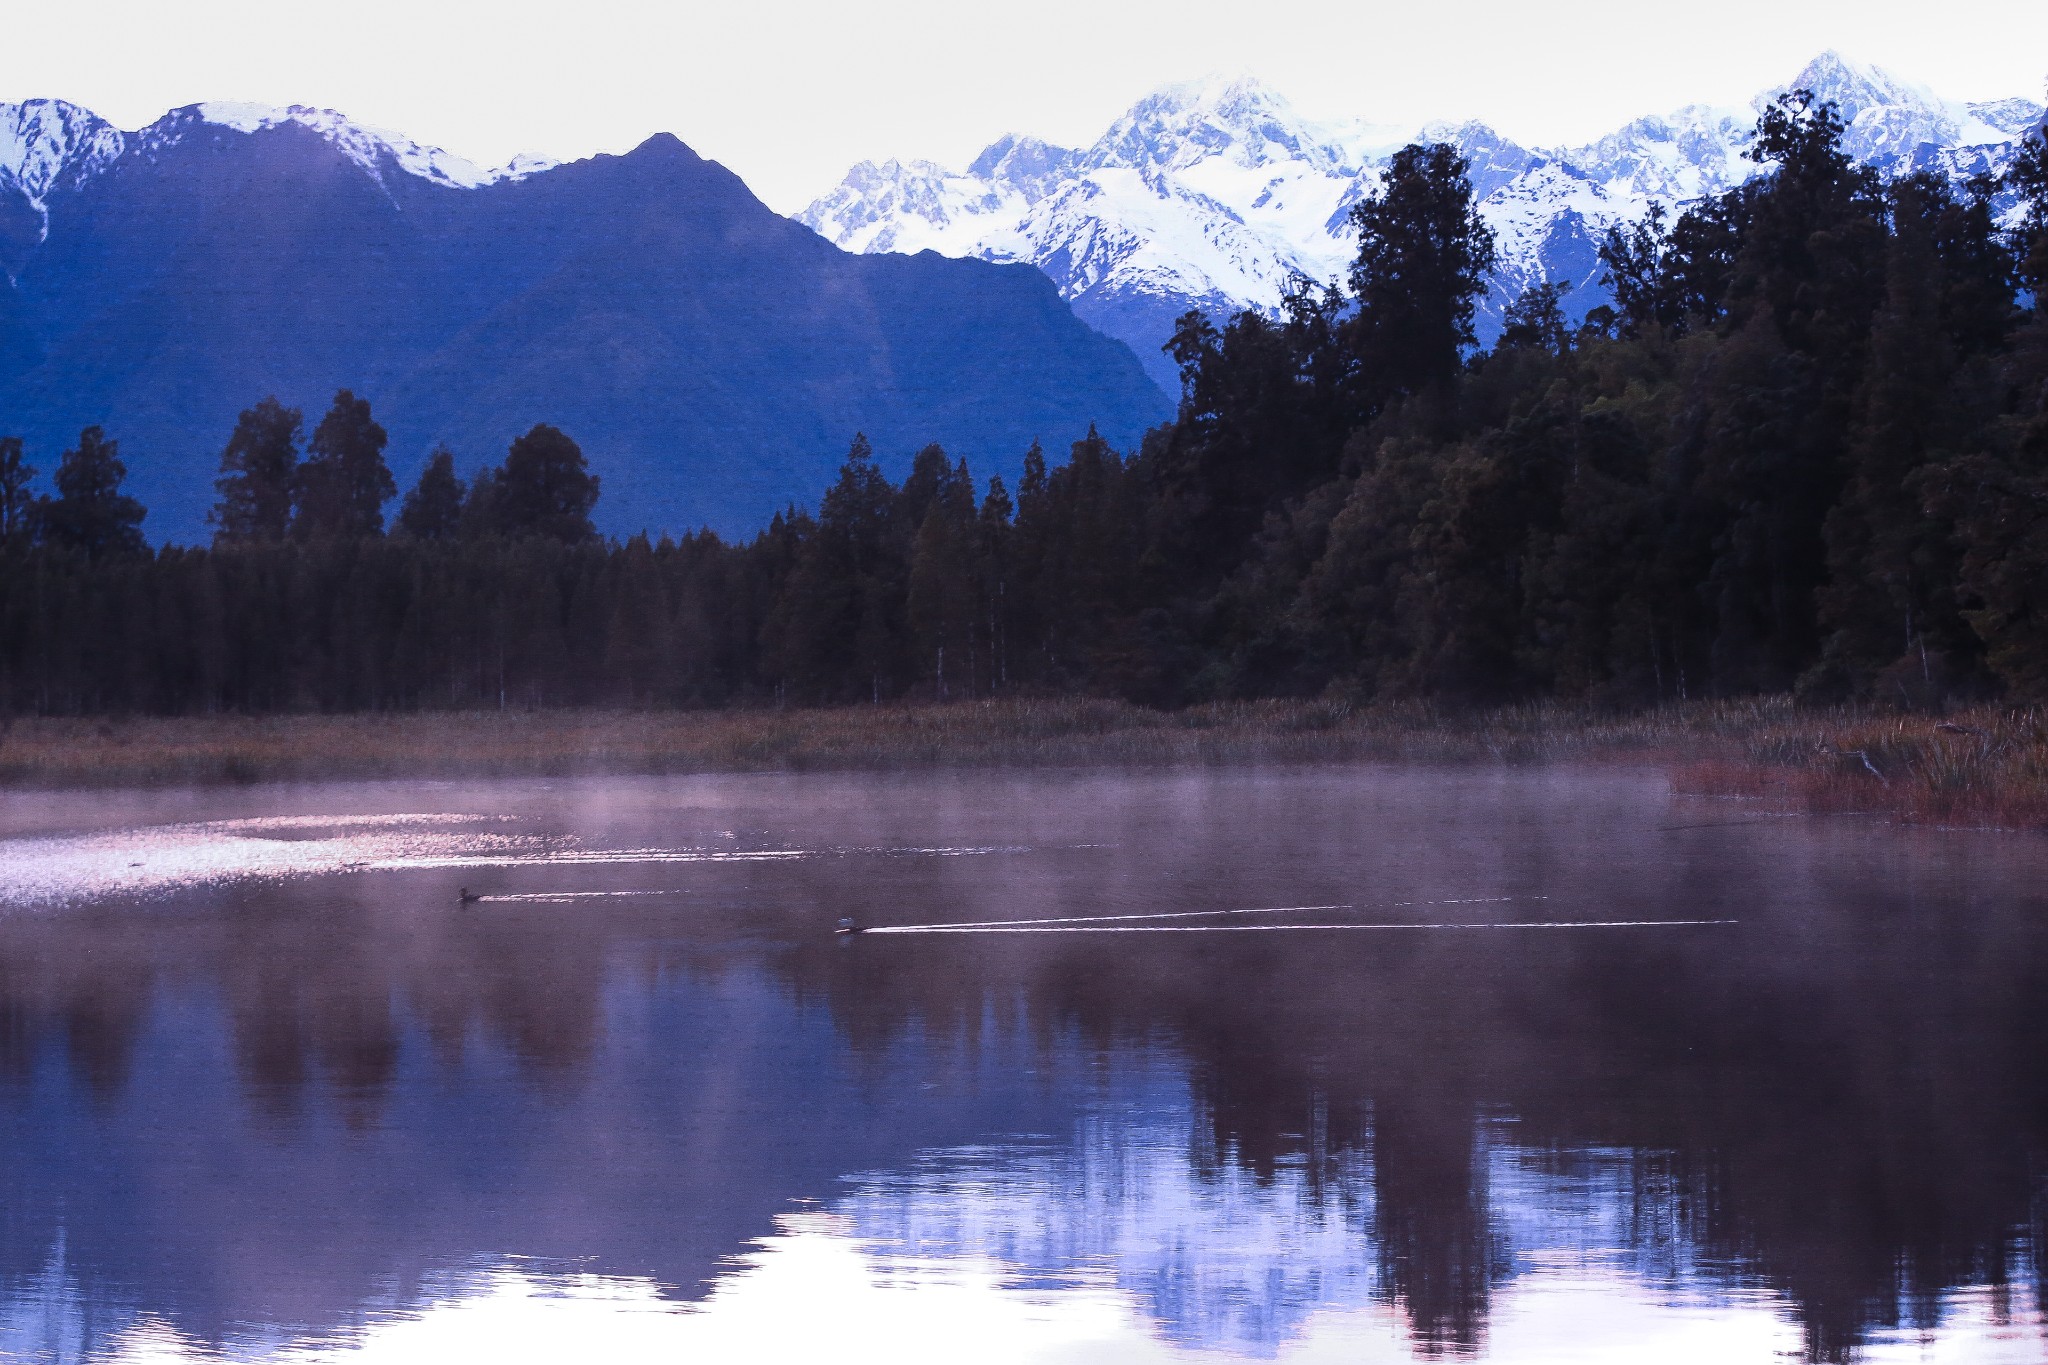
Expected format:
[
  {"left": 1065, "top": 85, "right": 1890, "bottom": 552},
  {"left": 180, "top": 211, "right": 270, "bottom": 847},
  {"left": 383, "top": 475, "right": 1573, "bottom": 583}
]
[{"left": 4, "top": 92, "right": 2047, "bottom": 715}]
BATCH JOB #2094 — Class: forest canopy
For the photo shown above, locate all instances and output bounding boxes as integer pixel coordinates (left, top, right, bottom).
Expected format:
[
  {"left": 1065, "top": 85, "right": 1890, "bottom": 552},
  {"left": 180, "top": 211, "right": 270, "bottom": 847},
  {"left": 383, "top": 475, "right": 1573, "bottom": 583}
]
[{"left": 2, "top": 93, "right": 2046, "bottom": 716}]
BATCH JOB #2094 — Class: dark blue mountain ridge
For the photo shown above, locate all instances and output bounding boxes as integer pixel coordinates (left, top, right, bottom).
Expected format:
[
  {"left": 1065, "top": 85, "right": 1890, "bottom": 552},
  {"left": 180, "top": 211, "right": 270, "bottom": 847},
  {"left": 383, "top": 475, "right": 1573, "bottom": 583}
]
[{"left": 0, "top": 113, "right": 1171, "bottom": 541}]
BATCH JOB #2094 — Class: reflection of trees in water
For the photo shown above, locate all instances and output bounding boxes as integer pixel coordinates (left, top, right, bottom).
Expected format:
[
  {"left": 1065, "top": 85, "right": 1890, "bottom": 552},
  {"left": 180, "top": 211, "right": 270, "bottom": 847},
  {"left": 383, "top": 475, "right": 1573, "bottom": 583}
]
[
  {"left": 0, "top": 917, "right": 154, "bottom": 1099},
  {"left": 1370, "top": 1101, "right": 1508, "bottom": 1357},
  {"left": 775, "top": 877, "right": 2048, "bottom": 1363},
  {"left": 0, "top": 829, "right": 2044, "bottom": 1363},
  {"left": 0, "top": 885, "right": 625, "bottom": 1124},
  {"left": 0, "top": 982, "right": 33, "bottom": 1084}
]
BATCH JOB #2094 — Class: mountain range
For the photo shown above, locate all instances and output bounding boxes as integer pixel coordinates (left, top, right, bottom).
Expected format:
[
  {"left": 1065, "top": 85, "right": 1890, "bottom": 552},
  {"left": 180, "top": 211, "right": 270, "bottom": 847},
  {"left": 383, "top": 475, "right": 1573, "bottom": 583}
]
[
  {"left": 3, "top": 54, "right": 2042, "bottom": 542},
  {"left": 0, "top": 103, "right": 1168, "bottom": 541},
  {"left": 801, "top": 53, "right": 2047, "bottom": 390}
]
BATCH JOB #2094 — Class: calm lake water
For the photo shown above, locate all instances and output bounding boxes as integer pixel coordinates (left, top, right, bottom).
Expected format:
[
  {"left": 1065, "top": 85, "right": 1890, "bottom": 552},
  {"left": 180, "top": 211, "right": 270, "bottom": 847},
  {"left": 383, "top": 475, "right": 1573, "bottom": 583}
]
[{"left": 1, "top": 765, "right": 2045, "bottom": 1364}]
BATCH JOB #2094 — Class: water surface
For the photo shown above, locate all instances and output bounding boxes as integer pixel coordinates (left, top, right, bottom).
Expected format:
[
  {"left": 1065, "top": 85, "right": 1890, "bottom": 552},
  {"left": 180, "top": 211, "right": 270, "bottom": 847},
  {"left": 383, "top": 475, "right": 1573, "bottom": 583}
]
[{"left": 1, "top": 765, "right": 2044, "bottom": 1363}]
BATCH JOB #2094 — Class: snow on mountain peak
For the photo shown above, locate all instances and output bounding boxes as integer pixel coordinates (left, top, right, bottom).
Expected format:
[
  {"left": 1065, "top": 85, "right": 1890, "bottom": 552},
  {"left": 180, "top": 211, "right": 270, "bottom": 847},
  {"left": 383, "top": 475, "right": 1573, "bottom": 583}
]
[
  {"left": 1772, "top": 51, "right": 2010, "bottom": 159},
  {"left": 187, "top": 102, "right": 549, "bottom": 189},
  {"left": 798, "top": 155, "right": 1022, "bottom": 256},
  {"left": 1088, "top": 73, "right": 1364, "bottom": 178},
  {"left": 1967, "top": 98, "right": 2048, "bottom": 138},
  {"left": 967, "top": 135, "right": 1079, "bottom": 202},
  {"left": 0, "top": 99, "right": 124, "bottom": 210},
  {"left": 801, "top": 52, "right": 2044, "bottom": 390},
  {"left": 3, "top": 97, "right": 558, "bottom": 211}
]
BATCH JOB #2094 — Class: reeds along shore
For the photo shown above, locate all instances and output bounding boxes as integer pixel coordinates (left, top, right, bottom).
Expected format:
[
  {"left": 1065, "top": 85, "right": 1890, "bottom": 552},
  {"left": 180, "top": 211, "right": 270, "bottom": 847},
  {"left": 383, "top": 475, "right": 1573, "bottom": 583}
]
[{"left": 0, "top": 699, "right": 2042, "bottom": 830}]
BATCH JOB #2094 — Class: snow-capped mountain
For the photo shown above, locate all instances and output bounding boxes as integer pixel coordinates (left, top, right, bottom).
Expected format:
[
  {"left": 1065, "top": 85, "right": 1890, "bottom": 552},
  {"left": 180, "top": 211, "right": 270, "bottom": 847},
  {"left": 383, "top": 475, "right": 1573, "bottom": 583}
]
[
  {"left": 0, "top": 100, "right": 124, "bottom": 213},
  {"left": 0, "top": 100, "right": 1167, "bottom": 541},
  {"left": 0, "top": 99, "right": 552, "bottom": 226},
  {"left": 163, "top": 103, "right": 559, "bottom": 190},
  {"left": 800, "top": 53, "right": 2046, "bottom": 388}
]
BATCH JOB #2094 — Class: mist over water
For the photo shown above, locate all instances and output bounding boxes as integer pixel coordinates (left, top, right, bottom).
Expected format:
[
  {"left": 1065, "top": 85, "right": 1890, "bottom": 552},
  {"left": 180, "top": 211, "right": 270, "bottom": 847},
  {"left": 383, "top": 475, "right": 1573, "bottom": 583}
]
[{"left": 1, "top": 766, "right": 2045, "bottom": 1363}]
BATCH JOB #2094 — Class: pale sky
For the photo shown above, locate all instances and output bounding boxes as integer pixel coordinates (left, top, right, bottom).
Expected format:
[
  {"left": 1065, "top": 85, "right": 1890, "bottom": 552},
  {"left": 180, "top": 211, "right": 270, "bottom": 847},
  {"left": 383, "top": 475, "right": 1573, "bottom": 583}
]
[{"left": 4, "top": 0, "right": 2044, "bottom": 212}]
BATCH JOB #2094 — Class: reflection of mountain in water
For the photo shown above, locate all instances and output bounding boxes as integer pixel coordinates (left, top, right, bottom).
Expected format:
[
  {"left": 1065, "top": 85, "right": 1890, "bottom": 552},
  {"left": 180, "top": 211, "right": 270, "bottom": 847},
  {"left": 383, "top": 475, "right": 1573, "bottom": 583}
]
[
  {"left": 838, "top": 1084, "right": 1379, "bottom": 1357},
  {"left": 838, "top": 1116, "right": 1777, "bottom": 1359},
  {"left": 0, "top": 905, "right": 1106, "bottom": 1357},
  {"left": 0, "top": 768, "right": 2045, "bottom": 1362}
]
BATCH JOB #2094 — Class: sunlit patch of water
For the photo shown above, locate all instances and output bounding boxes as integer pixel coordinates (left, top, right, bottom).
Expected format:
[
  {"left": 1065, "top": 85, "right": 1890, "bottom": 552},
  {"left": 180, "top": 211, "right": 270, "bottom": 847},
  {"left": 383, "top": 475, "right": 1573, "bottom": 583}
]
[
  {"left": 0, "top": 813, "right": 542, "bottom": 907},
  {"left": 0, "top": 808, "right": 1028, "bottom": 908}
]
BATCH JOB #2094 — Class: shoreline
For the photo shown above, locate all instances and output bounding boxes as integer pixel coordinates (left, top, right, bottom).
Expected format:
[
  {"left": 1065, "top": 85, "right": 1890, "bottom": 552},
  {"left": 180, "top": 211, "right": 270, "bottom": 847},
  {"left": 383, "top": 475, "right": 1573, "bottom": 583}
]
[{"left": 1, "top": 699, "right": 2042, "bottom": 830}]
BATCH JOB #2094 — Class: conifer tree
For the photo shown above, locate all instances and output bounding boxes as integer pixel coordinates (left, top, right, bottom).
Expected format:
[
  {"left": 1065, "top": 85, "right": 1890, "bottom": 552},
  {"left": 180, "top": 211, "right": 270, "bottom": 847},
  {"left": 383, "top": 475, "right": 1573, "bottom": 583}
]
[
  {"left": 1598, "top": 204, "right": 1686, "bottom": 337},
  {"left": 761, "top": 433, "right": 902, "bottom": 701},
  {"left": 1730, "top": 91, "right": 1886, "bottom": 358},
  {"left": 1496, "top": 281, "right": 1573, "bottom": 353},
  {"left": 295, "top": 390, "right": 394, "bottom": 539},
  {"left": 38, "top": 426, "right": 145, "bottom": 558},
  {"left": 211, "top": 397, "right": 301, "bottom": 544},
  {"left": 977, "top": 474, "right": 1015, "bottom": 692},
  {"left": 0, "top": 437, "right": 35, "bottom": 549},
  {"left": 1347, "top": 141, "right": 1496, "bottom": 412},
  {"left": 1815, "top": 175, "right": 1980, "bottom": 697},
  {"left": 1008, "top": 440, "right": 1054, "bottom": 681},
  {"left": 396, "top": 447, "right": 466, "bottom": 540},
  {"left": 2005, "top": 131, "right": 2048, "bottom": 306},
  {"left": 474, "top": 424, "right": 600, "bottom": 542},
  {"left": 906, "top": 456, "right": 977, "bottom": 698}
]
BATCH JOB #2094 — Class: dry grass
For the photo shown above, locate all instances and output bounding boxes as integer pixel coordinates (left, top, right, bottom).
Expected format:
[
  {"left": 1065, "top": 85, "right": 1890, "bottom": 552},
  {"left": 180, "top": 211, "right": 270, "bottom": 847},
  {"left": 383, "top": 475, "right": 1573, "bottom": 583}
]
[
  {"left": 0, "top": 698, "right": 2042, "bottom": 829},
  {"left": 1674, "top": 707, "right": 2048, "bottom": 830}
]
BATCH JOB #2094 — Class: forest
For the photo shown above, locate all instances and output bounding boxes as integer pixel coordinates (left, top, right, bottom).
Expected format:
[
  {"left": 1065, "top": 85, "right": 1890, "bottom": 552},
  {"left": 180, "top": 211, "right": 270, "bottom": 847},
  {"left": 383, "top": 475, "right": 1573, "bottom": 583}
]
[{"left": 1, "top": 92, "right": 2045, "bottom": 716}]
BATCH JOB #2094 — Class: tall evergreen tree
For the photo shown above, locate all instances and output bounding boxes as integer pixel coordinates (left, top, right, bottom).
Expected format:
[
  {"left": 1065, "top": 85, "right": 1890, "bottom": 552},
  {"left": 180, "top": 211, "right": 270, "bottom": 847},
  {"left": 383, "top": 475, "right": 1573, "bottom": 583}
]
[
  {"left": 2008, "top": 131, "right": 2048, "bottom": 307},
  {"left": 1152, "top": 282, "right": 1353, "bottom": 590},
  {"left": 37, "top": 426, "right": 145, "bottom": 558},
  {"left": 1815, "top": 175, "right": 1986, "bottom": 697},
  {"left": 473, "top": 424, "right": 600, "bottom": 542},
  {"left": 1347, "top": 141, "right": 1497, "bottom": 413},
  {"left": 1679, "top": 94, "right": 1887, "bottom": 691},
  {"left": 1496, "top": 281, "right": 1573, "bottom": 354},
  {"left": 0, "top": 437, "right": 35, "bottom": 549},
  {"left": 976, "top": 475, "right": 1016, "bottom": 692},
  {"left": 1599, "top": 205, "right": 1687, "bottom": 338},
  {"left": 1729, "top": 91, "right": 1886, "bottom": 357},
  {"left": 763, "top": 433, "right": 903, "bottom": 701},
  {"left": 295, "top": 390, "right": 394, "bottom": 539},
  {"left": 396, "top": 447, "right": 466, "bottom": 541},
  {"left": 905, "top": 456, "right": 977, "bottom": 698},
  {"left": 210, "top": 397, "right": 301, "bottom": 544}
]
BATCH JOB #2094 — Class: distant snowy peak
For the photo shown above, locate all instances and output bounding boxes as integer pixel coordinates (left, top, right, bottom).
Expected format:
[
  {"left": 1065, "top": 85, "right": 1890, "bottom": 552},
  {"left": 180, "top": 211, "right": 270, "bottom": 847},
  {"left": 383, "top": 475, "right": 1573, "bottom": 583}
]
[
  {"left": 1088, "top": 75, "right": 1345, "bottom": 176},
  {"left": 1777, "top": 51, "right": 2012, "bottom": 161},
  {"left": 1419, "top": 121, "right": 1540, "bottom": 198},
  {"left": 0, "top": 100, "right": 124, "bottom": 210},
  {"left": 1084, "top": 74, "right": 1416, "bottom": 180},
  {"left": 967, "top": 135, "right": 1079, "bottom": 202},
  {"left": 1561, "top": 105, "right": 1753, "bottom": 202},
  {"left": 800, "top": 51, "right": 2044, "bottom": 387},
  {"left": 170, "top": 103, "right": 555, "bottom": 189},
  {"left": 800, "top": 156, "right": 1024, "bottom": 256},
  {"left": 1968, "top": 98, "right": 2047, "bottom": 137},
  {"left": 4, "top": 98, "right": 556, "bottom": 210}
]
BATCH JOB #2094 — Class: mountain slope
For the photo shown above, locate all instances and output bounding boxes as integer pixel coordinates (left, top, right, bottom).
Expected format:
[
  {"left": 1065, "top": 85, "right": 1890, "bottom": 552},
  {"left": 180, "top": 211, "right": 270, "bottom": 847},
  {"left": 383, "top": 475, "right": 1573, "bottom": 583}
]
[
  {"left": 0, "top": 109, "right": 1169, "bottom": 540},
  {"left": 801, "top": 54, "right": 2044, "bottom": 389}
]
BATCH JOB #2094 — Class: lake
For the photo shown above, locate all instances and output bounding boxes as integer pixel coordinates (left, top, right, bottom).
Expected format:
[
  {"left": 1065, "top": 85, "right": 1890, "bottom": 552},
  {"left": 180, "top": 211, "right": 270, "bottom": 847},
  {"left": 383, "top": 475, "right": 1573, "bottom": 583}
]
[{"left": 1, "top": 765, "right": 2044, "bottom": 1363}]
